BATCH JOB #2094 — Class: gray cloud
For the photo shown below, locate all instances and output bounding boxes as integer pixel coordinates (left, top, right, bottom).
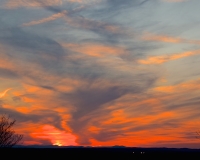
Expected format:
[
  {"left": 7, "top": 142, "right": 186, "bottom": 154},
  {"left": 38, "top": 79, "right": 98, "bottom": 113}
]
[
  {"left": 0, "top": 27, "right": 64, "bottom": 57},
  {"left": 0, "top": 68, "right": 18, "bottom": 79},
  {"left": 50, "top": 81, "right": 129, "bottom": 144},
  {"left": 38, "top": 4, "right": 133, "bottom": 44},
  {"left": 93, "top": 130, "right": 125, "bottom": 142},
  {"left": 106, "top": 0, "right": 149, "bottom": 8},
  {"left": 0, "top": 22, "right": 66, "bottom": 86},
  {"left": 71, "top": 87, "right": 126, "bottom": 115},
  {"left": 61, "top": 72, "right": 157, "bottom": 144},
  {"left": 12, "top": 94, "right": 36, "bottom": 102},
  {"left": 0, "top": 105, "right": 63, "bottom": 130}
]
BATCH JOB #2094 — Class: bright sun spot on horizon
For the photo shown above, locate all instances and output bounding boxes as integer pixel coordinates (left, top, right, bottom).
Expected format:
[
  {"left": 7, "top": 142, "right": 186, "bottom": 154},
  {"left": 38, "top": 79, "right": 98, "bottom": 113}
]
[
  {"left": 31, "top": 125, "right": 77, "bottom": 146},
  {"left": 53, "top": 141, "right": 62, "bottom": 146}
]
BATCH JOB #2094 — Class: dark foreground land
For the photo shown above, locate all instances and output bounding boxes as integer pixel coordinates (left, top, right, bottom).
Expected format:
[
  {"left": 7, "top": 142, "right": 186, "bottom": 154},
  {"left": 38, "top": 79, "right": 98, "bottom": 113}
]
[{"left": 1, "top": 147, "right": 200, "bottom": 160}]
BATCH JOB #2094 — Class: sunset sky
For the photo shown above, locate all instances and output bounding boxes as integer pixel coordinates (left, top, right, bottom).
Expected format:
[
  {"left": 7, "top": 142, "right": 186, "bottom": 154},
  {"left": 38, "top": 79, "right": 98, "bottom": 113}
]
[{"left": 0, "top": 0, "right": 200, "bottom": 148}]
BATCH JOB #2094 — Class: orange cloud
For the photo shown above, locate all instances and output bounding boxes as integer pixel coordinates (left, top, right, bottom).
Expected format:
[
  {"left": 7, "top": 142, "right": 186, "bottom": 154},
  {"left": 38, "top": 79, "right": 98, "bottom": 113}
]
[
  {"left": 86, "top": 102, "right": 199, "bottom": 147},
  {"left": 80, "top": 83, "right": 200, "bottom": 147},
  {"left": 0, "top": 88, "right": 12, "bottom": 98},
  {"left": 6, "top": 76, "right": 85, "bottom": 112},
  {"left": 143, "top": 33, "right": 181, "bottom": 43},
  {"left": 14, "top": 122, "right": 76, "bottom": 146},
  {"left": 31, "top": 125, "right": 77, "bottom": 146},
  {"left": 142, "top": 32, "right": 200, "bottom": 45},
  {"left": 89, "top": 126, "right": 189, "bottom": 147},
  {"left": 61, "top": 43, "right": 126, "bottom": 57},
  {"left": 0, "top": 59, "right": 14, "bottom": 70},
  {"left": 0, "top": 45, "right": 15, "bottom": 69},
  {"left": 102, "top": 108, "right": 175, "bottom": 127},
  {"left": 88, "top": 126, "right": 101, "bottom": 134},
  {"left": 138, "top": 50, "right": 200, "bottom": 64},
  {"left": 154, "top": 78, "right": 200, "bottom": 93}
]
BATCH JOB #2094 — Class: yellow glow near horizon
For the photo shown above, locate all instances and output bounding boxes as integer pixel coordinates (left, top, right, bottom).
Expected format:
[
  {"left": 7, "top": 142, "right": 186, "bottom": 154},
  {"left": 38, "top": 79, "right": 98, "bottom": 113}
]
[
  {"left": 53, "top": 141, "right": 62, "bottom": 146},
  {"left": 31, "top": 125, "right": 77, "bottom": 146}
]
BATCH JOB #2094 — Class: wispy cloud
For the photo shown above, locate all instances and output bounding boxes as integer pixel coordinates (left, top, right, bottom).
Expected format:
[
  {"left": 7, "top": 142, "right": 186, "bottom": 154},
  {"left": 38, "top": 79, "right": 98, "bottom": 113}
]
[
  {"left": 0, "top": 88, "right": 12, "bottom": 98},
  {"left": 162, "top": 0, "right": 188, "bottom": 2},
  {"left": 138, "top": 49, "right": 200, "bottom": 64},
  {"left": 142, "top": 32, "right": 200, "bottom": 45},
  {"left": 4, "top": 0, "right": 62, "bottom": 9},
  {"left": 22, "top": 10, "right": 67, "bottom": 26},
  {"left": 154, "top": 78, "right": 200, "bottom": 93},
  {"left": 68, "top": 0, "right": 100, "bottom": 4},
  {"left": 62, "top": 15, "right": 125, "bottom": 39},
  {"left": 31, "top": 125, "right": 77, "bottom": 146},
  {"left": 61, "top": 43, "right": 126, "bottom": 57}
]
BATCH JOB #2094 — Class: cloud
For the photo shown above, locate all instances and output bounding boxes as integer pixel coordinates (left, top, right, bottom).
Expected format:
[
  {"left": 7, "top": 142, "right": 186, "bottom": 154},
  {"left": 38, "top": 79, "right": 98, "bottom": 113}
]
[
  {"left": 62, "top": 16, "right": 127, "bottom": 42},
  {"left": 4, "top": 0, "right": 62, "bottom": 9},
  {"left": 22, "top": 10, "right": 67, "bottom": 26},
  {"left": 0, "top": 68, "right": 19, "bottom": 79},
  {"left": 105, "top": 0, "right": 149, "bottom": 9},
  {"left": 154, "top": 78, "right": 200, "bottom": 93},
  {"left": 19, "top": 3, "right": 129, "bottom": 45},
  {"left": 138, "top": 49, "right": 200, "bottom": 64},
  {"left": 0, "top": 104, "right": 63, "bottom": 127},
  {"left": 67, "top": 0, "right": 102, "bottom": 4},
  {"left": 149, "top": 79, "right": 200, "bottom": 122},
  {"left": 61, "top": 42, "right": 126, "bottom": 57},
  {"left": 67, "top": 78, "right": 200, "bottom": 145},
  {"left": 86, "top": 79, "right": 200, "bottom": 146},
  {"left": 31, "top": 125, "right": 77, "bottom": 146},
  {"left": 21, "top": 9, "right": 125, "bottom": 42},
  {"left": 64, "top": 74, "right": 157, "bottom": 144},
  {"left": 0, "top": 27, "right": 64, "bottom": 57},
  {"left": 0, "top": 81, "right": 75, "bottom": 145},
  {"left": 162, "top": 0, "right": 188, "bottom": 2},
  {"left": 142, "top": 32, "right": 200, "bottom": 45},
  {"left": 0, "top": 26, "right": 65, "bottom": 80},
  {"left": 0, "top": 88, "right": 12, "bottom": 98}
]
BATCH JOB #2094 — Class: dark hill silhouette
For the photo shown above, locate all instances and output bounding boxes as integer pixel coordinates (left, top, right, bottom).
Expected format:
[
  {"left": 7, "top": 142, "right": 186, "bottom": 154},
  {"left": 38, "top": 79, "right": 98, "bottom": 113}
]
[{"left": 1, "top": 147, "right": 200, "bottom": 160}]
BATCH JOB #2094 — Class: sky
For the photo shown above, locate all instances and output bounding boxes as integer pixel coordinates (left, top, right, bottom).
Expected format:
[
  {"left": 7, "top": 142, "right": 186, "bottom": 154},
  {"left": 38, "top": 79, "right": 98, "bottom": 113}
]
[{"left": 0, "top": 0, "right": 200, "bottom": 148}]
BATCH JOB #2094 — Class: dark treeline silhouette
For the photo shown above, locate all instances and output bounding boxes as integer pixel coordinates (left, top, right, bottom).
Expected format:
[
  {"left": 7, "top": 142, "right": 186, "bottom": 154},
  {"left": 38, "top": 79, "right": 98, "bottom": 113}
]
[
  {"left": 0, "top": 115, "right": 23, "bottom": 148},
  {"left": 1, "top": 147, "right": 200, "bottom": 160},
  {"left": 197, "top": 130, "right": 200, "bottom": 139}
]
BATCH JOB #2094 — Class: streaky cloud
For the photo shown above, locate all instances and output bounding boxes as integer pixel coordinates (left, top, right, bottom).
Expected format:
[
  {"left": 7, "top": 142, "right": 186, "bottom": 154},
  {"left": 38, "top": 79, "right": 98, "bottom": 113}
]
[{"left": 0, "top": 88, "right": 12, "bottom": 98}]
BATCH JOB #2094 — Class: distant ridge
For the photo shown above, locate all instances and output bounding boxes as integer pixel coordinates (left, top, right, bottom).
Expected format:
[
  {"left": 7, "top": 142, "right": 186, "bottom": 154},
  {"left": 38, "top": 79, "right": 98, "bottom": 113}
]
[{"left": 13, "top": 145, "right": 200, "bottom": 151}]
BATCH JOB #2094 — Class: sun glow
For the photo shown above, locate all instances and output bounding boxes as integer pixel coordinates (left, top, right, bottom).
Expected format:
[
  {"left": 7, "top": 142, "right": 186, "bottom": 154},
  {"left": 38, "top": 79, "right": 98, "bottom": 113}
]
[
  {"left": 31, "top": 125, "right": 77, "bottom": 146},
  {"left": 53, "top": 141, "right": 62, "bottom": 146}
]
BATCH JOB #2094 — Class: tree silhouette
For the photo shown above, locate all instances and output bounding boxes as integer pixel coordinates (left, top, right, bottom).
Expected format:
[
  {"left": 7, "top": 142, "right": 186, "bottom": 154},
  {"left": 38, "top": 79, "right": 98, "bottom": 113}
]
[
  {"left": 0, "top": 115, "right": 23, "bottom": 148},
  {"left": 197, "top": 130, "right": 200, "bottom": 139}
]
